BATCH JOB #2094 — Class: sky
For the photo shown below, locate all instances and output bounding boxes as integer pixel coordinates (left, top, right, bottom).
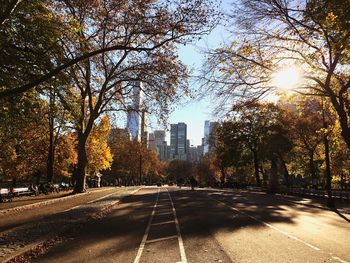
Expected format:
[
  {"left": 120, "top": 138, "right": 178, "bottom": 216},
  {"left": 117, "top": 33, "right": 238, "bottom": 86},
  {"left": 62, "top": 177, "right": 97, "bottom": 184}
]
[
  {"left": 136, "top": 0, "right": 234, "bottom": 147},
  {"left": 160, "top": 16, "right": 231, "bottom": 146}
]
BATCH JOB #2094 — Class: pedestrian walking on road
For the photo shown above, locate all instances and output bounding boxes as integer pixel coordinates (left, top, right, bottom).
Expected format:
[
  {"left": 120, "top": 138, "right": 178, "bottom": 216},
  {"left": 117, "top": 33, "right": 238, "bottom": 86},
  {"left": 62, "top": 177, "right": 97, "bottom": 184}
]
[{"left": 190, "top": 176, "right": 197, "bottom": 191}]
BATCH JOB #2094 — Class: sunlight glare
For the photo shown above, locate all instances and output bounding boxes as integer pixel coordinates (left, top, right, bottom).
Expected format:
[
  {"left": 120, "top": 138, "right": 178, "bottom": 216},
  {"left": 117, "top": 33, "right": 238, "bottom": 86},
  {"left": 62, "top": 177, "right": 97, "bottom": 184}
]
[{"left": 271, "top": 66, "right": 301, "bottom": 90}]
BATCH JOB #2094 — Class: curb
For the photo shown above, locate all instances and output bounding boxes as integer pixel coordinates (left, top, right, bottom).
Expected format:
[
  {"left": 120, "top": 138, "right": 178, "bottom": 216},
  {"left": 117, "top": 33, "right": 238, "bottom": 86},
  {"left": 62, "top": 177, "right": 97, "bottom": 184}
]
[
  {"left": 4, "top": 187, "right": 143, "bottom": 263},
  {"left": 0, "top": 187, "right": 115, "bottom": 215}
]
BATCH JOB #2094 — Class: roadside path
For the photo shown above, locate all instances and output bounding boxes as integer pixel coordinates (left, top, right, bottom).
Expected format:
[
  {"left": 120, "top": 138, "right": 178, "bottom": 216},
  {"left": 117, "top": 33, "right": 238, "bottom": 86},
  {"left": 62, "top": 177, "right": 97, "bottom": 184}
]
[{"left": 0, "top": 186, "right": 142, "bottom": 262}]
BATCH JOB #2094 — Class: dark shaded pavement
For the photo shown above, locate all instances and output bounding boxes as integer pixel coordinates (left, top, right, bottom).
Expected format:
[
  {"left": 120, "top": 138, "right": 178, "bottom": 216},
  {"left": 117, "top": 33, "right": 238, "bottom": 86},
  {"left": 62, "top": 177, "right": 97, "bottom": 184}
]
[{"left": 31, "top": 187, "right": 349, "bottom": 263}]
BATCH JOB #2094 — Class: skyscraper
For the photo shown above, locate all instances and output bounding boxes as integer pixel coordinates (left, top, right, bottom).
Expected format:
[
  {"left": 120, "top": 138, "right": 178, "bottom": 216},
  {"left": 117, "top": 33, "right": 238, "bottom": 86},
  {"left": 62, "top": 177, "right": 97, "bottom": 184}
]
[
  {"left": 203, "top": 120, "right": 219, "bottom": 155},
  {"left": 203, "top": 120, "right": 210, "bottom": 154},
  {"left": 126, "top": 82, "right": 146, "bottom": 141},
  {"left": 140, "top": 110, "right": 148, "bottom": 146},
  {"left": 148, "top": 130, "right": 167, "bottom": 160},
  {"left": 170, "top": 122, "right": 187, "bottom": 160}
]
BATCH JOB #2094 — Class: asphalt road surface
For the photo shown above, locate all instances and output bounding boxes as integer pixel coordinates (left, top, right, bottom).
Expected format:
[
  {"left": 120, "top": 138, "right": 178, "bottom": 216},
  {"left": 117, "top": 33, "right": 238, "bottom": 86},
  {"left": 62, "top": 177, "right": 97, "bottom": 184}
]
[
  {"left": 0, "top": 186, "right": 141, "bottom": 262},
  {"left": 31, "top": 187, "right": 350, "bottom": 263}
]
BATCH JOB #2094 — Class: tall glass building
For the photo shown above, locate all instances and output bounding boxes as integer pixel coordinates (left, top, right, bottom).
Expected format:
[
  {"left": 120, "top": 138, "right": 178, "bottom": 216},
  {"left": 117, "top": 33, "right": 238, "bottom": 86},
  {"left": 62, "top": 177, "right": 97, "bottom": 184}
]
[
  {"left": 170, "top": 122, "right": 187, "bottom": 160},
  {"left": 126, "top": 82, "right": 142, "bottom": 141}
]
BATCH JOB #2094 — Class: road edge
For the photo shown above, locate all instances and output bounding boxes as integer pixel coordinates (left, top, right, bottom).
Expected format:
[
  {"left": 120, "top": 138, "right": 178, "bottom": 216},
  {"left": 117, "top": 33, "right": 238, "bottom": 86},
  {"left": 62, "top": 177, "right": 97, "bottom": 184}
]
[
  {"left": 3, "top": 187, "right": 143, "bottom": 263},
  {"left": 0, "top": 187, "right": 116, "bottom": 215}
]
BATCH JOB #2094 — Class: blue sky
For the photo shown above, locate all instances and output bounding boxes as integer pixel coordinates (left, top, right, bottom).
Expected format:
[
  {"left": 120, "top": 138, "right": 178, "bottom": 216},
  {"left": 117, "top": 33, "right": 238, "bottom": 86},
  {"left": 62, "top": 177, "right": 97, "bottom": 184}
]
[
  {"left": 147, "top": 1, "right": 233, "bottom": 146},
  {"left": 166, "top": 22, "right": 231, "bottom": 146}
]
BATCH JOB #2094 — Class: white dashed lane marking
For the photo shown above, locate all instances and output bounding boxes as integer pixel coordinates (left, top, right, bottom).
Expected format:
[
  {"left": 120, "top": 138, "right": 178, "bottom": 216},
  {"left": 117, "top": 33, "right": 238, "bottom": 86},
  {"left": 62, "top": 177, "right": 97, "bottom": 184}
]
[
  {"left": 133, "top": 189, "right": 160, "bottom": 263},
  {"left": 167, "top": 189, "right": 188, "bottom": 263},
  {"left": 208, "top": 191, "right": 349, "bottom": 263},
  {"left": 133, "top": 188, "right": 188, "bottom": 263}
]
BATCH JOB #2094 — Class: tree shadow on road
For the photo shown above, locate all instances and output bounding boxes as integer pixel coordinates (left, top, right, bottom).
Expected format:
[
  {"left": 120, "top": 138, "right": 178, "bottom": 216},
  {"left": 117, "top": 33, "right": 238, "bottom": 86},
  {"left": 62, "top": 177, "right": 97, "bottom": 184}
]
[{"left": 23, "top": 187, "right": 349, "bottom": 263}]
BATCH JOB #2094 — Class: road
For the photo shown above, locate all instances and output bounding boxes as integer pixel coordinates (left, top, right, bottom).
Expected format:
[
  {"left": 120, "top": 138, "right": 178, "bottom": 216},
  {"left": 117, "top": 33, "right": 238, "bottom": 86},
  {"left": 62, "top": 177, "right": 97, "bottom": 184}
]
[
  {"left": 0, "top": 186, "right": 141, "bottom": 262},
  {"left": 25, "top": 187, "right": 350, "bottom": 263}
]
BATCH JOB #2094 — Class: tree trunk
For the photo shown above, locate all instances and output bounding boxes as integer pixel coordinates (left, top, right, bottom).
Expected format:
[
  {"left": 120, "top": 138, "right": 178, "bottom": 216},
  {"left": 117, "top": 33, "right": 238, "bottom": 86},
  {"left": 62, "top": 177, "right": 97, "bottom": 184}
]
[
  {"left": 269, "top": 157, "right": 278, "bottom": 193},
  {"left": 252, "top": 150, "right": 261, "bottom": 186},
  {"left": 139, "top": 151, "right": 142, "bottom": 185},
  {"left": 12, "top": 177, "right": 17, "bottom": 187},
  {"left": 220, "top": 166, "right": 226, "bottom": 188},
  {"left": 322, "top": 104, "right": 334, "bottom": 208},
  {"left": 47, "top": 119, "right": 55, "bottom": 183},
  {"left": 329, "top": 94, "right": 350, "bottom": 151},
  {"left": 309, "top": 152, "right": 317, "bottom": 188},
  {"left": 340, "top": 172, "right": 344, "bottom": 190},
  {"left": 74, "top": 132, "right": 88, "bottom": 193},
  {"left": 280, "top": 157, "right": 290, "bottom": 188},
  {"left": 324, "top": 132, "right": 334, "bottom": 208},
  {"left": 47, "top": 90, "right": 55, "bottom": 183},
  {"left": 35, "top": 170, "right": 42, "bottom": 185}
]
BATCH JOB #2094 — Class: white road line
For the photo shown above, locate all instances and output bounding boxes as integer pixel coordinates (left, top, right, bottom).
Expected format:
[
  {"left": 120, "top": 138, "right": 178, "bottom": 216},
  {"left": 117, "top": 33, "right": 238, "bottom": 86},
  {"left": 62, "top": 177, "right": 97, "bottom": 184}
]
[
  {"left": 87, "top": 192, "right": 116, "bottom": 204},
  {"left": 146, "top": 235, "right": 178, "bottom": 244},
  {"left": 63, "top": 205, "right": 81, "bottom": 212},
  {"left": 133, "top": 188, "right": 160, "bottom": 263},
  {"left": 332, "top": 256, "right": 349, "bottom": 263},
  {"left": 167, "top": 189, "right": 188, "bottom": 263},
  {"left": 156, "top": 211, "right": 173, "bottom": 216},
  {"left": 151, "top": 220, "right": 175, "bottom": 226},
  {"left": 208, "top": 195, "right": 320, "bottom": 251},
  {"left": 89, "top": 187, "right": 142, "bottom": 205},
  {"left": 207, "top": 193, "right": 350, "bottom": 263},
  {"left": 62, "top": 188, "right": 142, "bottom": 214}
]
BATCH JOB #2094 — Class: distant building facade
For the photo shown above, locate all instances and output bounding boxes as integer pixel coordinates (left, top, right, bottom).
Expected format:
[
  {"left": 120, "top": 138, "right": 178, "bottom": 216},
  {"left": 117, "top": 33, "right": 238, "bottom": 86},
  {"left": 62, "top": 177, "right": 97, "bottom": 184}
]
[
  {"left": 109, "top": 128, "right": 131, "bottom": 144},
  {"left": 187, "top": 146, "right": 199, "bottom": 162},
  {"left": 170, "top": 122, "right": 187, "bottom": 160},
  {"left": 148, "top": 130, "right": 167, "bottom": 160},
  {"left": 126, "top": 82, "right": 142, "bottom": 141},
  {"left": 203, "top": 120, "right": 219, "bottom": 155}
]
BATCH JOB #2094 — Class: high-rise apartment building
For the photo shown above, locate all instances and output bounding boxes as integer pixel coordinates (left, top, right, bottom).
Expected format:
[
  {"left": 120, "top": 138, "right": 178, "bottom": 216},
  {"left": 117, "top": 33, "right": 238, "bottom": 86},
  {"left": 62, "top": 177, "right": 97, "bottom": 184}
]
[
  {"left": 204, "top": 120, "right": 210, "bottom": 154},
  {"left": 170, "top": 122, "right": 187, "bottom": 160},
  {"left": 148, "top": 130, "right": 167, "bottom": 160},
  {"left": 203, "top": 120, "right": 219, "bottom": 155},
  {"left": 126, "top": 82, "right": 142, "bottom": 141},
  {"left": 158, "top": 141, "right": 168, "bottom": 161},
  {"left": 109, "top": 128, "right": 131, "bottom": 144},
  {"left": 140, "top": 110, "right": 148, "bottom": 146}
]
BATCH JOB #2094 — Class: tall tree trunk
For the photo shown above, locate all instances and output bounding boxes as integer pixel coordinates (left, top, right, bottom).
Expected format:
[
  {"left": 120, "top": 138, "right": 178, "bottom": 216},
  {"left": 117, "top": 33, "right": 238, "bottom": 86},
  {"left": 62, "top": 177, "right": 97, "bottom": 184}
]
[
  {"left": 309, "top": 152, "right": 317, "bottom": 188},
  {"left": 35, "top": 170, "right": 42, "bottom": 185},
  {"left": 12, "top": 177, "right": 17, "bottom": 187},
  {"left": 280, "top": 157, "right": 290, "bottom": 188},
  {"left": 269, "top": 157, "right": 278, "bottom": 193},
  {"left": 324, "top": 131, "right": 334, "bottom": 208},
  {"left": 139, "top": 150, "right": 142, "bottom": 185},
  {"left": 340, "top": 172, "right": 345, "bottom": 190},
  {"left": 322, "top": 103, "right": 334, "bottom": 208},
  {"left": 329, "top": 93, "right": 350, "bottom": 151},
  {"left": 220, "top": 165, "right": 226, "bottom": 188},
  {"left": 74, "top": 132, "right": 88, "bottom": 193},
  {"left": 252, "top": 149, "right": 261, "bottom": 186},
  {"left": 47, "top": 89, "right": 56, "bottom": 183},
  {"left": 47, "top": 117, "right": 55, "bottom": 183}
]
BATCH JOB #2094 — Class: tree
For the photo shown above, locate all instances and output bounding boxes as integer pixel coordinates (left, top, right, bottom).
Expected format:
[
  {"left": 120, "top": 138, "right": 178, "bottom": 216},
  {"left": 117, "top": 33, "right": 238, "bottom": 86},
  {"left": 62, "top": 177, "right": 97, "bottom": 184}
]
[
  {"left": 0, "top": 0, "right": 218, "bottom": 98},
  {"left": 52, "top": 0, "right": 217, "bottom": 193},
  {"left": 108, "top": 139, "right": 163, "bottom": 186},
  {"left": 201, "top": 0, "right": 350, "bottom": 153},
  {"left": 86, "top": 116, "right": 113, "bottom": 177},
  {"left": 54, "top": 133, "right": 77, "bottom": 180},
  {"left": 196, "top": 157, "right": 220, "bottom": 187},
  {"left": 0, "top": 0, "right": 64, "bottom": 96},
  {"left": 214, "top": 101, "right": 292, "bottom": 191},
  {"left": 0, "top": 97, "right": 49, "bottom": 185},
  {"left": 166, "top": 160, "right": 194, "bottom": 185}
]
